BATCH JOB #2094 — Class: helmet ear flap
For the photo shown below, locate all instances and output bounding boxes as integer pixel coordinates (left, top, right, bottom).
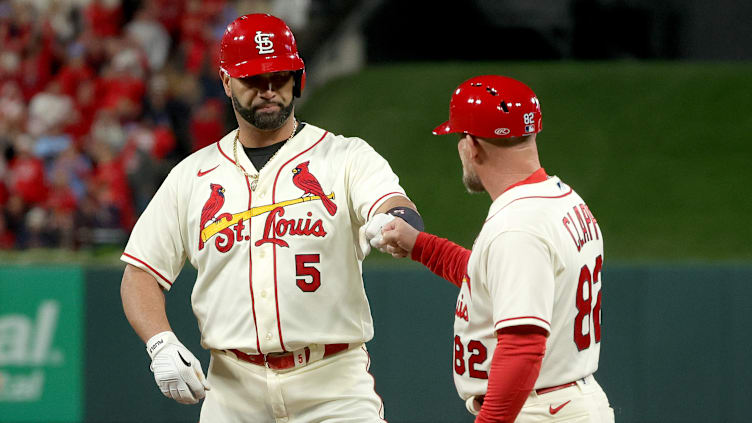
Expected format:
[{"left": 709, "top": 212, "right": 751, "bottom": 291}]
[{"left": 293, "top": 69, "right": 306, "bottom": 97}]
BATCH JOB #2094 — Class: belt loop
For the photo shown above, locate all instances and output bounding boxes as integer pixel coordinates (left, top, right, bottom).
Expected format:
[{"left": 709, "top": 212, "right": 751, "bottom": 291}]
[{"left": 307, "top": 344, "right": 325, "bottom": 362}]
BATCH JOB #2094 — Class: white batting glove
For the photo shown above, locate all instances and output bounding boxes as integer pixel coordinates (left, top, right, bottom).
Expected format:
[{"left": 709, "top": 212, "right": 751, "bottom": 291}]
[
  {"left": 358, "top": 213, "right": 396, "bottom": 257},
  {"left": 146, "top": 331, "right": 210, "bottom": 404}
]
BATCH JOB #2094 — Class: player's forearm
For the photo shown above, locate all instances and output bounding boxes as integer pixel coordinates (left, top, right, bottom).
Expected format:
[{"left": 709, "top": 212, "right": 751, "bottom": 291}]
[
  {"left": 121, "top": 264, "right": 172, "bottom": 343},
  {"left": 411, "top": 232, "right": 471, "bottom": 287}
]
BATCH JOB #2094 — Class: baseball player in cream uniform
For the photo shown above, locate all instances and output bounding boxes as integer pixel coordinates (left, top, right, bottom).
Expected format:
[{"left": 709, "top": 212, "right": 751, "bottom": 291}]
[
  {"left": 120, "top": 14, "right": 422, "bottom": 423},
  {"left": 376, "top": 75, "right": 614, "bottom": 422}
]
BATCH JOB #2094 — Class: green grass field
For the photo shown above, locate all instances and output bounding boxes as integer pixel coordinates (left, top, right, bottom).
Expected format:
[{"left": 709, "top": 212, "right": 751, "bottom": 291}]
[{"left": 299, "top": 61, "right": 752, "bottom": 262}]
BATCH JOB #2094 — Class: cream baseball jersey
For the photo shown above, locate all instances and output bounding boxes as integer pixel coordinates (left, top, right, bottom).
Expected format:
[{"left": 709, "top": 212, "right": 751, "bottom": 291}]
[
  {"left": 121, "top": 123, "right": 408, "bottom": 354},
  {"left": 452, "top": 174, "right": 603, "bottom": 400}
]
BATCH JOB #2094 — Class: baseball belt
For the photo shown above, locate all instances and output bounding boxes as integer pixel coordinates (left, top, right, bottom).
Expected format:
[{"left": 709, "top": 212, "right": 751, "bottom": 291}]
[
  {"left": 534, "top": 380, "right": 578, "bottom": 395},
  {"left": 226, "top": 343, "right": 351, "bottom": 370},
  {"left": 476, "top": 378, "right": 584, "bottom": 405}
]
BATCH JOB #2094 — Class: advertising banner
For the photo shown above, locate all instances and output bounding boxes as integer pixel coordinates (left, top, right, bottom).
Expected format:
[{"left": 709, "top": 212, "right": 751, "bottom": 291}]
[{"left": 0, "top": 267, "right": 84, "bottom": 422}]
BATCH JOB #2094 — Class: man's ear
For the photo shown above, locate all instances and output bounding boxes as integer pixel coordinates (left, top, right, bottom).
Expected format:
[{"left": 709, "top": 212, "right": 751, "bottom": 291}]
[
  {"left": 467, "top": 135, "right": 485, "bottom": 165},
  {"left": 220, "top": 71, "right": 232, "bottom": 98}
]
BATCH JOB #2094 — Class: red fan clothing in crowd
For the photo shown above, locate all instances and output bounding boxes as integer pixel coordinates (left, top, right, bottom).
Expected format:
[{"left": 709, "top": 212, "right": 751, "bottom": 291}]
[
  {"left": 64, "top": 80, "right": 100, "bottom": 147},
  {"left": 46, "top": 183, "right": 77, "bottom": 215},
  {"left": 0, "top": 183, "right": 9, "bottom": 208},
  {"left": 55, "top": 57, "right": 95, "bottom": 98},
  {"left": 100, "top": 74, "right": 146, "bottom": 113},
  {"left": 0, "top": 0, "right": 257, "bottom": 249},
  {"left": 84, "top": 0, "right": 123, "bottom": 38},
  {"left": 18, "top": 35, "right": 55, "bottom": 101},
  {"left": 8, "top": 154, "right": 48, "bottom": 206},
  {"left": 90, "top": 157, "right": 135, "bottom": 229},
  {"left": 154, "top": 0, "right": 186, "bottom": 37},
  {"left": 190, "top": 99, "right": 224, "bottom": 151}
]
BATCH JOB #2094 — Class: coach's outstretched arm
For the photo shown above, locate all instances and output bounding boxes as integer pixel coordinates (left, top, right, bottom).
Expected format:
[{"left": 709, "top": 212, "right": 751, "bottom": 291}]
[
  {"left": 380, "top": 218, "right": 471, "bottom": 288},
  {"left": 121, "top": 264, "right": 210, "bottom": 404}
]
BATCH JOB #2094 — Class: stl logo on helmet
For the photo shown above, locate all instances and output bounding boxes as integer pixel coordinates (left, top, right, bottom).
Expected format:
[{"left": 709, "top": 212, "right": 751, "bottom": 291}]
[{"left": 254, "top": 31, "right": 274, "bottom": 55}]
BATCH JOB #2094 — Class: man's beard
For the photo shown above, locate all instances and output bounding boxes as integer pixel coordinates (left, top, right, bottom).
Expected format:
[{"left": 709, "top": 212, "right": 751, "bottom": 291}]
[
  {"left": 460, "top": 153, "right": 485, "bottom": 193},
  {"left": 232, "top": 94, "right": 294, "bottom": 130},
  {"left": 462, "top": 169, "right": 485, "bottom": 193}
]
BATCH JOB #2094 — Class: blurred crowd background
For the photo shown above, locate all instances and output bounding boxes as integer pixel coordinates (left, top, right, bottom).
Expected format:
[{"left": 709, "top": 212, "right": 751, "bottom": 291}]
[{"left": 0, "top": 0, "right": 348, "bottom": 250}]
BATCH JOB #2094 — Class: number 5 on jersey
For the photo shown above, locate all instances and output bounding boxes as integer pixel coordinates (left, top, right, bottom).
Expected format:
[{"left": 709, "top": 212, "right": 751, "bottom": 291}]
[{"left": 296, "top": 254, "right": 321, "bottom": 292}]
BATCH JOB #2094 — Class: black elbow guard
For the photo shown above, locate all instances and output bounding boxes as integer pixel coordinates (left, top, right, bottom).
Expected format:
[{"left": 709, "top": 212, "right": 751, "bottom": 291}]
[{"left": 387, "top": 207, "right": 424, "bottom": 232}]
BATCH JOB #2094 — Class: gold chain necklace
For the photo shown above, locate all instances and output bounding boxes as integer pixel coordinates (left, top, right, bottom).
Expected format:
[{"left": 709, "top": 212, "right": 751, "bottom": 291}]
[{"left": 233, "top": 120, "right": 298, "bottom": 191}]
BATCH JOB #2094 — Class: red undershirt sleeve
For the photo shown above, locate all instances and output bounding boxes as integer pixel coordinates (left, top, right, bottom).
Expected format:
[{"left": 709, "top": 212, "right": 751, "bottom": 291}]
[
  {"left": 410, "top": 232, "right": 472, "bottom": 287},
  {"left": 475, "top": 326, "right": 547, "bottom": 423}
]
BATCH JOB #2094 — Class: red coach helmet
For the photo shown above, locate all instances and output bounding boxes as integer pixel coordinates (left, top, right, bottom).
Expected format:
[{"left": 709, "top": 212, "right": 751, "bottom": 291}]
[
  {"left": 220, "top": 14, "right": 306, "bottom": 97},
  {"left": 433, "top": 75, "right": 542, "bottom": 139}
]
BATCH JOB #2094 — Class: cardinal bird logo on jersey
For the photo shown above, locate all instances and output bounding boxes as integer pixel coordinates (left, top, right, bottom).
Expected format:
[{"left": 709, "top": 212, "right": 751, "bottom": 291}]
[
  {"left": 292, "top": 161, "right": 337, "bottom": 216},
  {"left": 199, "top": 183, "right": 225, "bottom": 249}
]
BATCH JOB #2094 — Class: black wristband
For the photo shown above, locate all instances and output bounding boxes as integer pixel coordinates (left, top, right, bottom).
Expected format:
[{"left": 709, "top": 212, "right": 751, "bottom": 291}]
[{"left": 387, "top": 207, "right": 425, "bottom": 232}]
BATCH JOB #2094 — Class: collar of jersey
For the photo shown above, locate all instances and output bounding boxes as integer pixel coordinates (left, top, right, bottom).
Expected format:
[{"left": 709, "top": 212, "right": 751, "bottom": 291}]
[
  {"left": 501, "top": 167, "right": 548, "bottom": 194},
  {"left": 219, "top": 123, "right": 307, "bottom": 172},
  {"left": 486, "top": 169, "right": 567, "bottom": 221}
]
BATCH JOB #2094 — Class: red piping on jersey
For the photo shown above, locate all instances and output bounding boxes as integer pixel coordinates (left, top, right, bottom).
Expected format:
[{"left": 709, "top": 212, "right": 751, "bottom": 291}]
[
  {"left": 245, "top": 175, "right": 262, "bottom": 354},
  {"left": 122, "top": 253, "right": 172, "bottom": 286},
  {"left": 362, "top": 345, "right": 388, "bottom": 422},
  {"left": 219, "top": 134, "right": 263, "bottom": 353},
  {"left": 485, "top": 188, "right": 573, "bottom": 225},
  {"left": 270, "top": 130, "right": 329, "bottom": 352},
  {"left": 501, "top": 168, "right": 548, "bottom": 194},
  {"left": 495, "top": 316, "right": 550, "bottom": 327},
  {"left": 217, "top": 138, "right": 239, "bottom": 167},
  {"left": 367, "top": 192, "right": 403, "bottom": 220},
  {"left": 272, "top": 237, "right": 286, "bottom": 352}
]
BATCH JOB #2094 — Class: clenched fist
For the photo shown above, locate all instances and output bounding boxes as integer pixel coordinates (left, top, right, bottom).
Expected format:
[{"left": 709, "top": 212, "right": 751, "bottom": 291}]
[
  {"left": 146, "top": 331, "right": 210, "bottom": 404},
  {"left": 358, "top": 213, "right": 395, "bottom": 258},
  {"left": 380, "top": 217, "right": 420, "bottom": 258}
]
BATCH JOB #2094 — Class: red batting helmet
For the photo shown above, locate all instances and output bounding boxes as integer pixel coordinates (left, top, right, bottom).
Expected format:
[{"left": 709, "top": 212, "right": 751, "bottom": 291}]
[
  {"left": 220, "top": 14, "right": 306, "bottom": 97},
  {"left": 433, "top": 75, "right": 542, "bottom": 138}
]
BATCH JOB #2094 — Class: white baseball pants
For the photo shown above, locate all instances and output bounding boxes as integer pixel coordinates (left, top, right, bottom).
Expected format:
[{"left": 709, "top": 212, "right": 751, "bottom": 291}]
[
  {"left": 199, "top": 344, "right": 386, "bottom": 423},
  {"left": 466, "top": 375, "right": 614, "bottom": 422},
  {"left": 516, "top": 375, "right": 614, "bottom": 422}
]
